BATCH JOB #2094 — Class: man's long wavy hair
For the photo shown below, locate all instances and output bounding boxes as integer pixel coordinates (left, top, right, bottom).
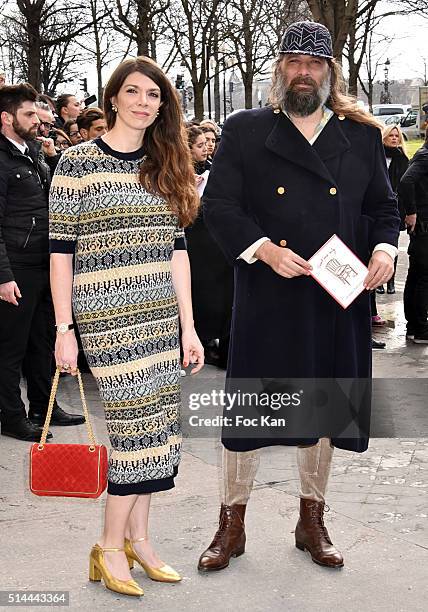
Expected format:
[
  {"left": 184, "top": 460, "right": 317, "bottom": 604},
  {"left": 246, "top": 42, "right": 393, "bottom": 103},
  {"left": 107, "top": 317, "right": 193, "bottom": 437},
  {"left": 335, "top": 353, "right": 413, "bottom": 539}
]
[
  {"left": 104, "top": 56, "right": 199, "bottom": 227},
  {"left": 269, "top": 57, "right": 382, "bottom": 130}
]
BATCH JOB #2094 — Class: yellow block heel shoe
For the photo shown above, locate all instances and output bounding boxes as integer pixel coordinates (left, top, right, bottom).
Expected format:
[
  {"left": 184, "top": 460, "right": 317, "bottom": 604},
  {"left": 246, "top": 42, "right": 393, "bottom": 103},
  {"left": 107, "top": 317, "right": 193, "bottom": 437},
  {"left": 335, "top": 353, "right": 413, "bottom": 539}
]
[
  {"left": 89, "top": 544, "right": 144, "bottom": 597},
  {"left": 124, "top": 537, "right": 182, "bottom": 583}
]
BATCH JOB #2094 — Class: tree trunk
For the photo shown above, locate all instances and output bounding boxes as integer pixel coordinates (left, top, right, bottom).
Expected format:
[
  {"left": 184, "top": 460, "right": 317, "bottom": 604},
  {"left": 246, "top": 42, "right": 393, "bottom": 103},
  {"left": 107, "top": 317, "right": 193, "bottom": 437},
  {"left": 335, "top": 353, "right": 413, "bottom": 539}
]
[
  {"left": 25, "top": 3, "right": 43, "bottom": 90},
  {"left": 214, "top": 67, "right": 221, "bottom": 123},
  {"left": 136, "top": 0, "right": 152, "bottom": 55},
  {"left": 348, "top": 64, "right": 358, "bottom": 98},
  {"left": 368, "top": 82, "right": 374, "bottom": 111},
  {"left": 242, "top": 9, "right": 254, "bottom": 109},
  {"left": 347, "top": 19, "right": 357, "bottom": 97},
  {"left": 213, "top": 31, "right": 220, "bottom": 122},
  {"left": 90, "top": 0, "right": 104, "bottom": 105},
  {"left": 96, "top": 56, "right": 103, "bottom": 107},
  {"left": 244, "top": 77, "right": 253, "bottom": 108},
  {"left": 150, "top": 38, "right": 157, "bottom": 62},
  {"left": 306, "top": 0, "right": 359, "bottom": 63},
  {"left": 193, "top": 82, "right": 205, "bottom": 121}
]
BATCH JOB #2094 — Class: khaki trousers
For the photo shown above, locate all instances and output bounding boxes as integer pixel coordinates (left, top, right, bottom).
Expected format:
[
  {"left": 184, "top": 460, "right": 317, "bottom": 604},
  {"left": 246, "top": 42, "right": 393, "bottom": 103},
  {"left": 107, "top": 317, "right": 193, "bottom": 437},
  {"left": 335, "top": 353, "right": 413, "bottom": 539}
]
[{"left": 222, "top": 438, "right": 334, "bottom": 505}]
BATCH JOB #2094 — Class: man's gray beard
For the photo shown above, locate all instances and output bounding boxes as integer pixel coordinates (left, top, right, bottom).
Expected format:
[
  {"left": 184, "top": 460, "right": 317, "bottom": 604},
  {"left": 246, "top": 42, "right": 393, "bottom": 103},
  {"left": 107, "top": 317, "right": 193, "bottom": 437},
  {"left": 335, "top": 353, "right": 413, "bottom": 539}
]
[{"left": 278, "top": 72, "right": 331, "bottom": 117}]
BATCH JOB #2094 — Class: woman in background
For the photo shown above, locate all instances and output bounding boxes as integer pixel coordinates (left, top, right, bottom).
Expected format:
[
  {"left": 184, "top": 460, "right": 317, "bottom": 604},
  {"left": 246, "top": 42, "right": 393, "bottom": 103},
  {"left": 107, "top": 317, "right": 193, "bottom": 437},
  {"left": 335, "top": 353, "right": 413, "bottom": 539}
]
[
  {"left": 201, "top": 126, "right": 217, "bottom": 160},
  {"left": 185, "top": 125, "right": 233, "bottom": 368},
  {"left": 63, "top": 118, "right": 83, "bottom": 145},
  {"left": 377, "top": 124, "right": 409, "bottom": 294},
  {"left": 52, "top": 128, "right": 71, "bottom": 152},
  {"left": 188, "top": 125, "right": 211, "bottom": 174}
]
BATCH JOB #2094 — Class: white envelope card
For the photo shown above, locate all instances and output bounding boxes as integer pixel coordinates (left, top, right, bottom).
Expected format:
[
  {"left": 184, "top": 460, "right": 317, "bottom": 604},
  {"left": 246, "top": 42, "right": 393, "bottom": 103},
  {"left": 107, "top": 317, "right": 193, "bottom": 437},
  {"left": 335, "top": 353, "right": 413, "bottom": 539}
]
[{"left": 308, "top": 234, "right": 369, "bottom": 309}]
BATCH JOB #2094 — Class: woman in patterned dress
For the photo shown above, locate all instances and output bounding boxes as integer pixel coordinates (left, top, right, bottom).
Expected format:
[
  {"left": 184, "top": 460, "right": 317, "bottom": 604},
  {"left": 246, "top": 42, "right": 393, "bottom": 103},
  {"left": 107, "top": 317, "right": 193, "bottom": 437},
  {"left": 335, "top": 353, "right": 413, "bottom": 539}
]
[{"left": 49, "top": 57, "right": 204, "bottom": 597}]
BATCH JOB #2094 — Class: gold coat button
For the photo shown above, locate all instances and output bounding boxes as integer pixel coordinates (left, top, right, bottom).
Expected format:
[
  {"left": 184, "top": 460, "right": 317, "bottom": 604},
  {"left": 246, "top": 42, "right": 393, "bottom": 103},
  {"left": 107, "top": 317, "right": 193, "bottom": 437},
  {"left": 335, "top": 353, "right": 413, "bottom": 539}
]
[
  {"left": 279, "top": 239, "right": 287, "bottom": 247},
  {"left": 273, "top": 108, "right": 281, "bottom": 114},
  {"left": 329, "top": 187, "right": 337, "bottom": 195},
  {"left": 277, "top": 186, "right": 285, "bottom": 195},
  {"left": 338, "top": 114, "right": 345, "bottom": 120}
]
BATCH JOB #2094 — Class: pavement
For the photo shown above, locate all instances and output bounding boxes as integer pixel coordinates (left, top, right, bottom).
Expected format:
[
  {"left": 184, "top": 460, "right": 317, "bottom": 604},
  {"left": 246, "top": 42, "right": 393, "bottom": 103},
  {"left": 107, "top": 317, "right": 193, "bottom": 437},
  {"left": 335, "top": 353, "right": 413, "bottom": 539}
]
[{"left": 0, "top": 233, "right": 427, "bottom": 612}]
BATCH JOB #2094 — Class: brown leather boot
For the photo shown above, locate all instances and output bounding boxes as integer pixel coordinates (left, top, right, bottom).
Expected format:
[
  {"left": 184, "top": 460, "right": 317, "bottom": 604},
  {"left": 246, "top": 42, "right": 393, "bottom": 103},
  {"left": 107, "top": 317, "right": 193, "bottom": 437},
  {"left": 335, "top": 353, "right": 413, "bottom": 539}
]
[
  {"left": 295, "top": 499, "right": 344, "bottom": 568},
  {"left": 198, "top": 504, "right": 246, "bottom": 572}
]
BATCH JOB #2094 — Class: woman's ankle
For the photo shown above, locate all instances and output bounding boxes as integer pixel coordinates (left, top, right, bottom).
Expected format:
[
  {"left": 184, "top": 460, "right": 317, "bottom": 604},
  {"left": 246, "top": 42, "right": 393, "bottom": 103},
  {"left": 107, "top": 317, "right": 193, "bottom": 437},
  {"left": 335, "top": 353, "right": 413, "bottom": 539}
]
[
  {"left": 97, "top": 537, "right": 126, "bottom": 549},
  {"left": 128, "top": 533, "right": 149, "bottom": 542}
]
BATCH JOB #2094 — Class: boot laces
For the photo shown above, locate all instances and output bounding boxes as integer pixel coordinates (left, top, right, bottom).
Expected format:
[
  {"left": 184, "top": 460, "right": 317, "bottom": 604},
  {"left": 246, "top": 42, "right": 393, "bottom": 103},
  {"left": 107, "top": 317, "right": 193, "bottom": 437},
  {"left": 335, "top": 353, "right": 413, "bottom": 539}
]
[
  {"left": 309, "top": 503, "right": 332, "bottom": 543},
  {"left": 211, "top": 507, "right": 240, "bottom": 547}
]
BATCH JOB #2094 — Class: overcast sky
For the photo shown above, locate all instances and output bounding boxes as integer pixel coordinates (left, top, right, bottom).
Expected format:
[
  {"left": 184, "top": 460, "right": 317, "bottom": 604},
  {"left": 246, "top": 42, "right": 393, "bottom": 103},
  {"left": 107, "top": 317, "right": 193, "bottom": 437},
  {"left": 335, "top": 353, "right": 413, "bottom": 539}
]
[
  {"left": 81, "top": 6, "right": 428, "bottom": 100},
  {"left": 366, "top": 6, "right": 428, "bottom": 82}
]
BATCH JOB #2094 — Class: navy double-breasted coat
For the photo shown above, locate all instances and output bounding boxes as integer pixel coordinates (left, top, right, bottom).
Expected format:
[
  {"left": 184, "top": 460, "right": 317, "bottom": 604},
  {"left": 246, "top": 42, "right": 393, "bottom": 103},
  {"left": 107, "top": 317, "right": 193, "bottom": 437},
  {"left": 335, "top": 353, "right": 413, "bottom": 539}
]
[{"left": 203, "top": 107, "right": 400, "bottom": 453}]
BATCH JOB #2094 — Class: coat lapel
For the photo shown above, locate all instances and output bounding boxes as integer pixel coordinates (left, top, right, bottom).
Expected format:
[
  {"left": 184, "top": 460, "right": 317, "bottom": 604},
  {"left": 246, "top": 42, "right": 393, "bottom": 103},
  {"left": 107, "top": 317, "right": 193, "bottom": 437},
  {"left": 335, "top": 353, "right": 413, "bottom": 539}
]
[
  {"left": 313, "top": 114, "right": 351, "bottom": 162},
  {"left": 265, "top": 112, "right": 351, "bottom": 184}
]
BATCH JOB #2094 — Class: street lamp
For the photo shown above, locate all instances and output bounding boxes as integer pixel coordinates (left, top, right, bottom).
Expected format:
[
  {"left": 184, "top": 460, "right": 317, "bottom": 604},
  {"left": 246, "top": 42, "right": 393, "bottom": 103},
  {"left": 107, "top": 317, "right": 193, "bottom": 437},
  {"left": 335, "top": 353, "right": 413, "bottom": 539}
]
[
  {"left": 381, "top": 58, "right": 391, "bottom": 104},
  {"left": 228, "top": 70, "right": 235, "bottom": 113},
  {"left": 228, "top": 68, "right": 239, "bottom": 113}
]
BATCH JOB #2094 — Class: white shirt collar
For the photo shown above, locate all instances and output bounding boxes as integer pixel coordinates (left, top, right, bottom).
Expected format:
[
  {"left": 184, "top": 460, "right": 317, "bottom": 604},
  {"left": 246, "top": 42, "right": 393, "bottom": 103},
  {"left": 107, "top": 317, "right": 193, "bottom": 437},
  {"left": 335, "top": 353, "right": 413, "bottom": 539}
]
[
  {"left": 5, "top": 136, "right": 28, "bottom": 154},
  {"left": 282, "top": 105, "right": 334, "bottom": 145}
]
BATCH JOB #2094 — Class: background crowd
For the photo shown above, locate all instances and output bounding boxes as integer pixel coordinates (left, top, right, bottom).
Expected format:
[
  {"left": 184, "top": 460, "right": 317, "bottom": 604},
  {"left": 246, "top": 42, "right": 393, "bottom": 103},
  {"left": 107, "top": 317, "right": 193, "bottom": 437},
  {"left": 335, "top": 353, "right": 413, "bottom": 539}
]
[{"left": 0, "top": 74, "right": 427, "bottom": 444}]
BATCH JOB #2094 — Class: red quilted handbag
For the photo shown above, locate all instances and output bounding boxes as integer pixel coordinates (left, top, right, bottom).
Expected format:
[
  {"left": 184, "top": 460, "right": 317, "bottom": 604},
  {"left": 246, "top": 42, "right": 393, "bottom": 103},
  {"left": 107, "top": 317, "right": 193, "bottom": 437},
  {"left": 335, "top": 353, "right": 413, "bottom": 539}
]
[{"left": 29, "top": 368, "right": 108, "bottom": 498}]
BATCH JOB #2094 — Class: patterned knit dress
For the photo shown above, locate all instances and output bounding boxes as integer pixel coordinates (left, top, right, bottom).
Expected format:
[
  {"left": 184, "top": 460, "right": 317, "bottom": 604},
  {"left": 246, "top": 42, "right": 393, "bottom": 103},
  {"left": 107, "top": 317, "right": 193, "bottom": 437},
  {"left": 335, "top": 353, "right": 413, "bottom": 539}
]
[{"left": 49, "top": 138, "right": 184, "bottom": 495}]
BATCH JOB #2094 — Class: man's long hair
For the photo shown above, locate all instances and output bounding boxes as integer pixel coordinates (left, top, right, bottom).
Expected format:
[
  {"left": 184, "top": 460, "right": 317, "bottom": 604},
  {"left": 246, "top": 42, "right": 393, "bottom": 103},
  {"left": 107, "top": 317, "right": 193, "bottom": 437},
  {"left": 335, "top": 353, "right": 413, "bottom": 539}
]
[{"left": 269, "top": 57, "right": 382, "bottom": 130}]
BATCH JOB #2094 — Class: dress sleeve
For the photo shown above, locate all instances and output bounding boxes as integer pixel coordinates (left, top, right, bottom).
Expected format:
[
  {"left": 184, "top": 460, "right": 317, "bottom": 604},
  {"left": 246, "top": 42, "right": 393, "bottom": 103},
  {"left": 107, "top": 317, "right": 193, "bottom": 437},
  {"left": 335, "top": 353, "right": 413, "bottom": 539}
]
[
  {"left": 49, "top": 149, "right": 83, "bottom": 254},
  {"left": 174, "top": 224, "right": 187, "bottom": 250}
]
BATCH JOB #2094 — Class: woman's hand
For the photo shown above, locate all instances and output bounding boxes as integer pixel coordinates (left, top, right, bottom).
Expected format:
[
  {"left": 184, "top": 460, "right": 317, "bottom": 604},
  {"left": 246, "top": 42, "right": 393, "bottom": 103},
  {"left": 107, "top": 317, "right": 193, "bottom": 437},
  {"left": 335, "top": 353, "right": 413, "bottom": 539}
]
[
  {"left": 55, "top": 331, "right": 79, "bottom": 375},
  {"left": 195, "top": 174, "right": 204, "bottom": 187},
  {"left": 181, "top": 328, "right": 204, "bottom": 374}
]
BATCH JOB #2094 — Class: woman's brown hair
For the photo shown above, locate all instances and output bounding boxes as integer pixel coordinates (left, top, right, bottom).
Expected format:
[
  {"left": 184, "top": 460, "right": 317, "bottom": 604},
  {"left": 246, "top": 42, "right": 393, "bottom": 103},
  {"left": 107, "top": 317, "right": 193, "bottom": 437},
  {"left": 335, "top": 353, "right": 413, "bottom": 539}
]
[
  {"left": 186, "top": 125, "right": 204, "bottom": 147},
  {"left": 53, "top": 128, "right": 72, "bottom": 145},
  {"left": 103, "top": 56, "right": 199, "bottom": 226},
  {"left": 269, "top": 57, "right": 383, "bottom": 130}
]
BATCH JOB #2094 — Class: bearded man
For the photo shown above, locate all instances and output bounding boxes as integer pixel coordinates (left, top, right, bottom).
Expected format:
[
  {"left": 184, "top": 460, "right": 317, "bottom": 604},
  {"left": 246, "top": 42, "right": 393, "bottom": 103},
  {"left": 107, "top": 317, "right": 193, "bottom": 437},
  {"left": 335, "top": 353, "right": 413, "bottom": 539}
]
[
  {"left": 199, "top": 22, "right": 400, "bottom": 571},
  {"left": 0, "top": 83, "right": 84, "bottom": 441}
]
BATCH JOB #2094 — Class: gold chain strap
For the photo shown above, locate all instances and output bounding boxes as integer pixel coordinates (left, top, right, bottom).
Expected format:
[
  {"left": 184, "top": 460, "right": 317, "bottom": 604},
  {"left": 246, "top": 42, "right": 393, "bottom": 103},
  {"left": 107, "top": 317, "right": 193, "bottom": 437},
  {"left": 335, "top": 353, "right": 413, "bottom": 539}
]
[{"left": 38, "top": 367, "right": 97, "bottom": 449}]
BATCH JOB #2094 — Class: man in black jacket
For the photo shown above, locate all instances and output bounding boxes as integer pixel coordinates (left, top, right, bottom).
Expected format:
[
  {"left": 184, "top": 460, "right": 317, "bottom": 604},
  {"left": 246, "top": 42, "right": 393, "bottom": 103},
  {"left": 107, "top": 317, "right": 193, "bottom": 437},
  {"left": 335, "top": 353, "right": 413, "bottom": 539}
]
[
  {"left": 399, "top": 129, "right": 428, "bottom": 343},
  {"left": 0, "top": 83, "right": 84, "bottom": 441}
]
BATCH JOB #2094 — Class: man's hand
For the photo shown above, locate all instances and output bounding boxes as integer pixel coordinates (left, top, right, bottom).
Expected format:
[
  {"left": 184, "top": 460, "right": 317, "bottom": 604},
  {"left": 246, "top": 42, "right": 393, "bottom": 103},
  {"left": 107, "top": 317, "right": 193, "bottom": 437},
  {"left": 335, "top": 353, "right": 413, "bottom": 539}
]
[
  {"left": 364, "top": 251, "right": 394, "bottom": 291},
  {"left": 0, "top": 281, "right": 22, "bottom": 305},
  {"left": 405, "top": 213, "right": 417, "bottom": 233},
  {"left": 37, "top": 136, "right": 57, "bottom": 157},
  {"left": 255, "top": 241, "right": 312, "bottom": 278}
]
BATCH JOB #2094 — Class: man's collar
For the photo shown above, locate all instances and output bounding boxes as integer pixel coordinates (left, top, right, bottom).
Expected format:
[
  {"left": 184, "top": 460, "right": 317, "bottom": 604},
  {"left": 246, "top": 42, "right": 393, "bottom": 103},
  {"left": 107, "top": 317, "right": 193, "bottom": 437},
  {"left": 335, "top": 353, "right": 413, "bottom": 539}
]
[
  {"left": 0, "top": 132, "right": 39, "bottom": 158},
  {"left": 5, "top": 136, "right": 27, "bottom": 154},
  {"left": 282, "top": 104, "right": 333, "bottom": 122},
  {"left": 282, "top": 105, "right": 334, "bottom": 145}
]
